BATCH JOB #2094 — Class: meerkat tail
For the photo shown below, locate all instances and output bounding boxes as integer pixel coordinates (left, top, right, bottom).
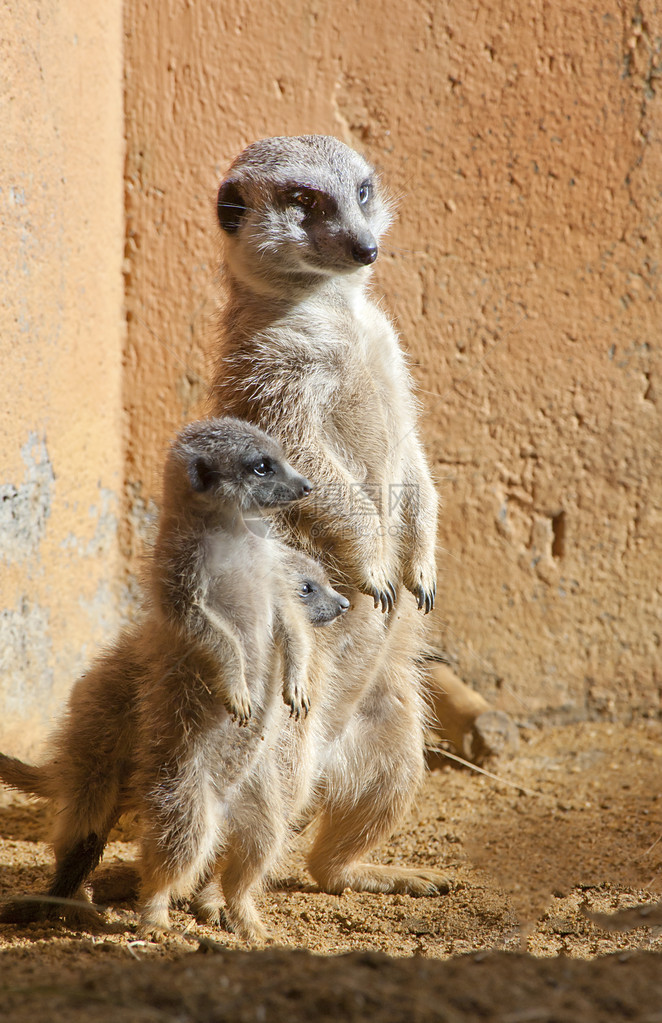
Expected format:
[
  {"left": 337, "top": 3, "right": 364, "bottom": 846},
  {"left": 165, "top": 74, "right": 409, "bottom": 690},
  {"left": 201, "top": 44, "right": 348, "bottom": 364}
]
[{"left": 0, "top": 752, "right": 49, "bottom": 799}]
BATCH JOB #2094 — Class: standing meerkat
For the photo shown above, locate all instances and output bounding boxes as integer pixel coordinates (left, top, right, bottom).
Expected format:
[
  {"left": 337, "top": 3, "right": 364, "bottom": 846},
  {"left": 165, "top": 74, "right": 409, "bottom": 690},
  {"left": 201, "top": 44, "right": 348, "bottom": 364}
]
[
  {"left": 134, "top": 468, "right": 350, "bottom": 939},
  {"left": 84, "top": 552, "right": 350, "bottom": 937},
  {"left": 0, "top": 546, "right": 349, "bottom": 941},
  {"left": 0, "top": 417, "right": 319, "bottom": 931},
  {"left": 210, "top": 135, "right": 447, "bottom": 899}
]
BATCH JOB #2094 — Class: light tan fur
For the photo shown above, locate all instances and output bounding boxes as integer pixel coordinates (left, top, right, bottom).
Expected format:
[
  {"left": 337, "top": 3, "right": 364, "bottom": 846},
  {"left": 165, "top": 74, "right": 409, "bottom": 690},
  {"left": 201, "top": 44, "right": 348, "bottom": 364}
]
[
  {"left": 209, "top": 135, "right": 446, "bottom": 901},
  {"left": 0, "top": 417, "right": 325, "bottom": 936},
  {"left": 89, "top": 545, "right": 349, "bottom": 936}
]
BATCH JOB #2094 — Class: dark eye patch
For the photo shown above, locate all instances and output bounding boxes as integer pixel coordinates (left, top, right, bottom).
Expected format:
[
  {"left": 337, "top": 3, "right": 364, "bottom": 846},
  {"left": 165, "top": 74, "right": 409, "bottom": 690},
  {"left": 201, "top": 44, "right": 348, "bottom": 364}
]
[
  {"left": 282, "top": 183, "right": 336, "bottom": 219},
  {"left": 250, "top": 457, "right": 274, "bottom": 477},
  {"left": 188, "top": 457, "right": 220, "bottom": 492}
]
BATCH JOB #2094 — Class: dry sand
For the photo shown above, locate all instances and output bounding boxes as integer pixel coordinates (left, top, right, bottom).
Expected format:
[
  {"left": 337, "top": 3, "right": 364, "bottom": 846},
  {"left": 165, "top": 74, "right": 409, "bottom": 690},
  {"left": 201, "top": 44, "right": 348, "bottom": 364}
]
[{"left": 1, "top": 720, "right": 660, "bottom": 1021}]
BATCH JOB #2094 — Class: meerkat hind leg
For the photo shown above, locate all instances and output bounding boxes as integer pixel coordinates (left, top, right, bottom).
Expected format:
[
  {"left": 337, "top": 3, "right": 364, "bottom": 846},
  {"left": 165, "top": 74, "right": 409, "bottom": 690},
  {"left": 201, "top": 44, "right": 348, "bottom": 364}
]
[
  {"left": 140, "top": 887, "right": 172, "bottom": 941},
  {"left": 220, "top": 850, "right": 270, "bottom": 945},
  {"left": 190, "top": 868, "right": 225, "bottom": 927},
  {"left": 307, "top": 669, "right": 452, "bottom": 898},
  {"left": 218, "top": 766, "right": 287, "bottom": 945},
  {"left": 0, "top": 827, "right": 108, "bottom": 927},
  {"left": 139, "top": 785, "right": 219, "bottom": 941},
  {"left": 308, "top": 802, "right": 451, "bottom": 897}
]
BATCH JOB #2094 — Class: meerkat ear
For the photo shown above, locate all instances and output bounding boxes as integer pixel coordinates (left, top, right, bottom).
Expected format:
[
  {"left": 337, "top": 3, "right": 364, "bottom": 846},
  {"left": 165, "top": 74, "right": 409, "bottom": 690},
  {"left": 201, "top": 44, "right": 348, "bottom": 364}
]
[
  {"left": 187, "top": 456, "right": 219, "bottom": 493},
  {"left": 217, "top": 179, "right": 247, "bottom": 234}
]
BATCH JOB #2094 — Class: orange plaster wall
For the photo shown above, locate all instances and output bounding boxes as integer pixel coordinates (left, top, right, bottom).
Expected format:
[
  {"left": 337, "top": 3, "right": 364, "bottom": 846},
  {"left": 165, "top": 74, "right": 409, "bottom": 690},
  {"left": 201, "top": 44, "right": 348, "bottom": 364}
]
[
  {"left": 2, "top": 0, "right": 659, "bottom": 752},
  {"left": 0, "top": 1, "right": 125, "bottom": 755},
  {"left": 123, "top": 0, "right": 662, "bottom": 720}
]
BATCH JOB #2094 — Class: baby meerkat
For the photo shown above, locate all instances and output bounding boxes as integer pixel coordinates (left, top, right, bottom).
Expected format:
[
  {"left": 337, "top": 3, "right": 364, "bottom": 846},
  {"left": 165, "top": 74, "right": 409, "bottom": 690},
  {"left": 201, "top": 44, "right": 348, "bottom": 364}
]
[
  {"left": 287, "top": 548, "right": 351, "bottom": 626},
  {"left": 210, "top": 135, "right": 448, "bottom": 901},
  {"left": 90, "top": 554, "right": 350, "bottom": 940},
  {"left": 0, "top": 545, "right": 348, "bottom": 942},
  {"left": 0, "top": 416, "right": 315, "bottom": 927},
  {"left": 133, "top": 519, "right": 352, "bottom": 940}
]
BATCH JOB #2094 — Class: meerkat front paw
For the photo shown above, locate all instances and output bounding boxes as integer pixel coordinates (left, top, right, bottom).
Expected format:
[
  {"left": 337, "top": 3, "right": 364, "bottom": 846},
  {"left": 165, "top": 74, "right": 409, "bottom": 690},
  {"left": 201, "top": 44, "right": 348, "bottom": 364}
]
[
  {"left": 404, "top": 563, "right": 436, "bottom": 614},
  {"left": 282, "top": 679, "right": 310, "bottom": 721},
  {"left": 359, "top": 567, "right": 397, "bottom": 613},
  {"left": 226, "top": 688, "right": 252, "bottom": 727}
]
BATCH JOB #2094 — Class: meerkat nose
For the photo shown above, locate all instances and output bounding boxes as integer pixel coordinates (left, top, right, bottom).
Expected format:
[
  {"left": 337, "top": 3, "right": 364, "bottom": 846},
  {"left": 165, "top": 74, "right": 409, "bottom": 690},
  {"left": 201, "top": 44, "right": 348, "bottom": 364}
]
[
  {"left": 299, "top": 478, "right": 313, "bottom": 497},
  {"left": 338, "top": 596, "right": 351, "bottom": 612},
  {"left": 351, "top": 237, "right": 378, "bottom": 265}
]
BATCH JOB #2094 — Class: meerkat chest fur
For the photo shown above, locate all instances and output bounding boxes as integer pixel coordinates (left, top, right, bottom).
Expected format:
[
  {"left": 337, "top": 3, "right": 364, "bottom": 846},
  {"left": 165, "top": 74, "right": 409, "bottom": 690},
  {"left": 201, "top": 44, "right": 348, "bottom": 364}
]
[
  {"left": 223, "top": 286, "right": 413, "bottom": 495},
  {"left": 203, "top": 528, "right": 277, "bottom": 676}
]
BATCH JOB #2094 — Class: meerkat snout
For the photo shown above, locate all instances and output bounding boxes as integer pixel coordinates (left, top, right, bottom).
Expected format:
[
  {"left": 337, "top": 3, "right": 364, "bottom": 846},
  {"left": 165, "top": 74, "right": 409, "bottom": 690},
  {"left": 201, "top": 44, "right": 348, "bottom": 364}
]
[
  {"left": 300, "top": 580, "right": 351, "bottom": 626},
  {"left": 350, "top": 233, "right": 378, "bottom": 265},
  {"left": 264, "top": 469, "right": 312, "bottom": 504}
]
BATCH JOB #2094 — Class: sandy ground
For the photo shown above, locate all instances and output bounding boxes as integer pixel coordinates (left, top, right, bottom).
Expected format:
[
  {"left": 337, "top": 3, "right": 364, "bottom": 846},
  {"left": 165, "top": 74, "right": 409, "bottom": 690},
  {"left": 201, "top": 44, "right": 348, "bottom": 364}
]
[{"left": 1, "top": 719, "right": 661, "bottom": 1022}]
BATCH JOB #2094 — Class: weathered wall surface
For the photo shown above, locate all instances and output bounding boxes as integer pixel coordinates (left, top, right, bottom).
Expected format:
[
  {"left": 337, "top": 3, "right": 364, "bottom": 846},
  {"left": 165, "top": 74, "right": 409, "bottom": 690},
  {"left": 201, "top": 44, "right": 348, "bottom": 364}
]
[
  {"left": 0, "top": 2, "right": 125, "bottom": 756},
  {"left": 2, "top": 3, "right": 657, "bottom": 758},
  {"left": 123, "top": 0, "right": 661, "bottom": 721},
  {"left": 123, "top": 0, "right": 662, "bottom": 721}
]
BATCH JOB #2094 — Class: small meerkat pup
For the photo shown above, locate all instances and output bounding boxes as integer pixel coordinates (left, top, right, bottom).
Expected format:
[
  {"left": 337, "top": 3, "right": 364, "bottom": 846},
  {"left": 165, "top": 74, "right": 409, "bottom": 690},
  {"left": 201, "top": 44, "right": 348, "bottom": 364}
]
[
  {"left": 210, "top": 135, "right": 447, "bottom": 901},
  {"left": 286, "top": 548, "right": 351, "bottom": 626},
  {"left": 151, "top": 417, "right": 315, "bottom": 724},
  {"left": 90, "top": 556, "right": 351, "bottom": 939},
  {"left": 133, "top": 515, "right": 352, "bottom": 939},
  {"left": 0, "top": 545, "right": 349, "bottom": 943},
  {"left": 0, "top": 416, "right": 314, "bottom": 926},
  {"left": 191, "top": 547, "right": 350, "bottom": 940}
]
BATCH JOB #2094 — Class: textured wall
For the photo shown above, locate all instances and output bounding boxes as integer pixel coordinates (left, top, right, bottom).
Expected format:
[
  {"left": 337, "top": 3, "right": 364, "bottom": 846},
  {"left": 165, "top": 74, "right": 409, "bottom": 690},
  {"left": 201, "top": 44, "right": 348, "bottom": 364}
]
[
  {"left": 0, "top": 2, "right": 125, "bottom": 755},
  {"left": 129, "top": 0, "right": 659, "bottom": 720}
]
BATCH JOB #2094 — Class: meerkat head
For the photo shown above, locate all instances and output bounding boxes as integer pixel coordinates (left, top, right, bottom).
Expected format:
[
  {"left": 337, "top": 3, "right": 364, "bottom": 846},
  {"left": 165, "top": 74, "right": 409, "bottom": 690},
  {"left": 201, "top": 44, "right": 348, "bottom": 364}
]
[
  {"left": 216, "top": 135, "right": 393, "bottom": 295},
  {"left": 285, "top": 550, "right": 351, "bottom": 626},
  {"left": 169, "top": 417, "right": 313, "bottom": 512}
]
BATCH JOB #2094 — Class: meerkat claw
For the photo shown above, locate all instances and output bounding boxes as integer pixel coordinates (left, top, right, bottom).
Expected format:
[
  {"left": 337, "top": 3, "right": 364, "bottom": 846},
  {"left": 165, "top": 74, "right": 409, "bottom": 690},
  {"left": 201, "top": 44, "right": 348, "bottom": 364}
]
[
  {"left": 287, "top": 692, "right": 310, "bottom": 721},
  {"left": 368, "top": 584, "right": 396, "bottom": 613},
  {"left": 231, "top": 700, "right": 252, "bottom": 727},
  {"left": 412, "top": 582, "right": 435, "bottom": 614}
]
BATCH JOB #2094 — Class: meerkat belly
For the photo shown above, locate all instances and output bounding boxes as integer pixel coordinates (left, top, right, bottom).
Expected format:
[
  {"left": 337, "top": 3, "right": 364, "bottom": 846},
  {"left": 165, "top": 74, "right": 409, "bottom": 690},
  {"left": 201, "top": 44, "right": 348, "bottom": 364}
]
[
  {"left": 205, "top": 542, "right": 276, "bottom": 639},
  {"left": 321, "top": 304, "right": 409, "bottom": 490}
]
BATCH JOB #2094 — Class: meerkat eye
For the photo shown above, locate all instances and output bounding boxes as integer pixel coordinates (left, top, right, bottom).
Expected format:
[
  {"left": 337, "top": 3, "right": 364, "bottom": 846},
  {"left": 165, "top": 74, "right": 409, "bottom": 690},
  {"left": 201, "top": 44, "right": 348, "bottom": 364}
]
[
  {"left": 299, "top": 582, "right": 313, "bottom": 595},
  {"left": 251, "top": 458, "right": 273, "bottom": 477},
  {"left": 358, "top": 180, "right": 372, "bottom": 205},
  {"left": 290, "top": 188, "right": 319, "bottom": 212},
  {"left": 285, "top": 186, "right": 335, "bottom": 220}
]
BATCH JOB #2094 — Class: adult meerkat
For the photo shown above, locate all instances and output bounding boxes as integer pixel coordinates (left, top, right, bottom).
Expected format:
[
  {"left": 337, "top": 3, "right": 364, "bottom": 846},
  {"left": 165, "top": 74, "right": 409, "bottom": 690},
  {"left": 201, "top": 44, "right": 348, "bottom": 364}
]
[
  {"left": 0, "top": 417, "right": 316, "bottom": 928},
  {"left": 210, "top": 135, "right": 446, "bottom": 899}
]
